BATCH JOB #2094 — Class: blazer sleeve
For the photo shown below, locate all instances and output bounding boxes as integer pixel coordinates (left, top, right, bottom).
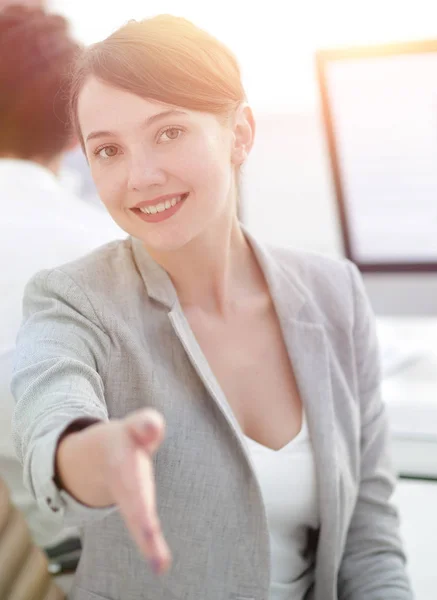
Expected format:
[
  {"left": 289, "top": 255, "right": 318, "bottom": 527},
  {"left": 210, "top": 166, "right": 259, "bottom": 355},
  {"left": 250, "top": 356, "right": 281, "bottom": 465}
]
[
  {"left": 11, "top": 268, "right": 117, "bottom": 527},
  {"left": 337, "top": 261, "right": 413, "bottom": 599}
]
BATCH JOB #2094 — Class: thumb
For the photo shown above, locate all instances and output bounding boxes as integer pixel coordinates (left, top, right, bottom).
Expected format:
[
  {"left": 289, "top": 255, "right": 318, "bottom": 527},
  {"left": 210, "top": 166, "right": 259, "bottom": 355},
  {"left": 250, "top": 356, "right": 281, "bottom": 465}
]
[{"left": 124, "top": 408, "right": 165, "bottom": 454}]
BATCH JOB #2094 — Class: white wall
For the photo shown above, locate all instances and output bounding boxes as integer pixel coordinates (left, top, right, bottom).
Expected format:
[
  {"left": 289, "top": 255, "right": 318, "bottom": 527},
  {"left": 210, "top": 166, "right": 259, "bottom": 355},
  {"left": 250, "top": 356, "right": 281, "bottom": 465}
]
[
  {"left": 242, "top": 109, "right": 344, "bottom": 257},
  {"left": 50, "top": 0, "right": 437, "bottom": 114}
]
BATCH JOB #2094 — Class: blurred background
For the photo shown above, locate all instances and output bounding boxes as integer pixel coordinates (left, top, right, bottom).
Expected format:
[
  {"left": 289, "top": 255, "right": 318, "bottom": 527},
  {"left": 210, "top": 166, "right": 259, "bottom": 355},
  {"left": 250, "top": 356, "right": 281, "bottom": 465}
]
[{"left": 2, "top": 0, "right": 437, "bottom": 598}]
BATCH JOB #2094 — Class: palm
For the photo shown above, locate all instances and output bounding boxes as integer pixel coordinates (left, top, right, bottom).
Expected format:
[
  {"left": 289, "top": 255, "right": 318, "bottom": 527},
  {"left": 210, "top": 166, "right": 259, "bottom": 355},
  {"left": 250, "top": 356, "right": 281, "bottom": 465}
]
[{"left": 107, "top": 409, "right": 170, "bottom": 574}]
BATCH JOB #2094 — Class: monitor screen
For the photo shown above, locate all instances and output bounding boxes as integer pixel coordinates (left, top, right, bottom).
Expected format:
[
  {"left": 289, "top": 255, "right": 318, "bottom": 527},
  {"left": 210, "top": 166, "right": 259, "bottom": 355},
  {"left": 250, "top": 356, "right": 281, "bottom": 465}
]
[{"left": 316, "top": 40, "right": 437, "bottom": 272}]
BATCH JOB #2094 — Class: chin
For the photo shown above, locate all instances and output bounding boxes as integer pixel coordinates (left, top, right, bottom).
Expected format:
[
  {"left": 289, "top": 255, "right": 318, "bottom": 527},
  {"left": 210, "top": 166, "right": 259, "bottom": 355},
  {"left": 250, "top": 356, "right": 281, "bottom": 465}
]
[{"left": 140, "top": 227, "right": 198, "bottom": 254}]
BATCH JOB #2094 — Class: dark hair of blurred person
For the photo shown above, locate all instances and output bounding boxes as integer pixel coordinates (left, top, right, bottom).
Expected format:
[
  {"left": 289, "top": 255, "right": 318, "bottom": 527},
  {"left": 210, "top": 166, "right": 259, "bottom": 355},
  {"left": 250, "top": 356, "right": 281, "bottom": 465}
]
[{"left": 0, "top": 4, "right": 80, "bottom": 170}]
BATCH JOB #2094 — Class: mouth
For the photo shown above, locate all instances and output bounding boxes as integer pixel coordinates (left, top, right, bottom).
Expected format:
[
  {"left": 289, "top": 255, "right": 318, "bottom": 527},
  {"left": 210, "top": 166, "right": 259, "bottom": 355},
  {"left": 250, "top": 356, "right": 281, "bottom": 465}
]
[{"left": 131, "top": 192, "right": 189, "bottom": 222}]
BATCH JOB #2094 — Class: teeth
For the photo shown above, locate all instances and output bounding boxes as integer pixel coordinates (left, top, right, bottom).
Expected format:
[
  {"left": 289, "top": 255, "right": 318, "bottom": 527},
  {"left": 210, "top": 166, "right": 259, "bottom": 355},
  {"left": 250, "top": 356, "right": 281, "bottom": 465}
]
[{"left": 138, "top": 194, "right": 185, "bottom": 215}]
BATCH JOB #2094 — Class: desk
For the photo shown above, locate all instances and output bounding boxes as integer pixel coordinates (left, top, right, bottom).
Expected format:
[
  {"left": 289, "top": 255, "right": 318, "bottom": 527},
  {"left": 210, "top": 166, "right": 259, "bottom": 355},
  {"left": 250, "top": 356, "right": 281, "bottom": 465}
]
[
  {"left": 374, "top": 319, "right": 437, "bottom": 598},
  {"left": 377, "top": 317, "right": 437, "bottom": 479},
  {"left": 393, "top": 479, "right": 437, "bottom": 600}
]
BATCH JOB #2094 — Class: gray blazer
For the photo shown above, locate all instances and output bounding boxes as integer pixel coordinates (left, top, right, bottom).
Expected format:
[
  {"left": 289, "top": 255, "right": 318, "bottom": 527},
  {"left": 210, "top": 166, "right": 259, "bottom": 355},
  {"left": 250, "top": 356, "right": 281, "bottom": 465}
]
[{"left": 11, "top": 230, "right": 412, "bottom": 600}]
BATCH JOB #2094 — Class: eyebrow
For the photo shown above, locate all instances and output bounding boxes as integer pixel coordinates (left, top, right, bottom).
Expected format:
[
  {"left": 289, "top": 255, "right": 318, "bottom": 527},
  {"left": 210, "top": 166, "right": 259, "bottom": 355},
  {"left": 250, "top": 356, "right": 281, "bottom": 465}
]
[{"left": 85, "top": 109, "right": 189, "bottom": 143}]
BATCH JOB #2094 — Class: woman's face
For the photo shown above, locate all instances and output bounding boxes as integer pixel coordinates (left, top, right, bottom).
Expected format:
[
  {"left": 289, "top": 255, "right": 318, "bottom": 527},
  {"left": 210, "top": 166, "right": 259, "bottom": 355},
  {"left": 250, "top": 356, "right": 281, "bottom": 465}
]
[{"left": 78, "top": 77, "right": 252, "bottom": 252}]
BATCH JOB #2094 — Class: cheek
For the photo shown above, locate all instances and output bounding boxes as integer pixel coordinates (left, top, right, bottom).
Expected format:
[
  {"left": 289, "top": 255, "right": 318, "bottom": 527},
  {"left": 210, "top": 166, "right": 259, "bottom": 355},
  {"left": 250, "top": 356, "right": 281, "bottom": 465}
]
[
  {"left": 90, "top": 163, "right": 125, "bottom": 209},
  {"left": 175, "top": 136, "right": 230, "bottom": 190}
]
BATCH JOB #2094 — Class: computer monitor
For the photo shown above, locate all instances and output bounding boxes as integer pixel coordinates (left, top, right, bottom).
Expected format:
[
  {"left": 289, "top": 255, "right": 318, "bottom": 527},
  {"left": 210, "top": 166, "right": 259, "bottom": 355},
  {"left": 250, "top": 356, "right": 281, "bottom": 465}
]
[{"left": 316, "top": 39, "right": 437, "bottom": 316}]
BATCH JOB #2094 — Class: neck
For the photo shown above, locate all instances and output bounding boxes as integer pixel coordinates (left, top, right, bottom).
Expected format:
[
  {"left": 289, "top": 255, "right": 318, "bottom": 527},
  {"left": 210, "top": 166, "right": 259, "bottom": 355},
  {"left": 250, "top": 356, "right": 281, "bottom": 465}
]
[
  {"left": 148, "top": 209, "right": 263, "bottom": 316},
  {"left": 30, "top": 153, "right": 63, "bottom": 176},
  {"left": 0, "top": 153, "right": 63, "bottom": 176}
]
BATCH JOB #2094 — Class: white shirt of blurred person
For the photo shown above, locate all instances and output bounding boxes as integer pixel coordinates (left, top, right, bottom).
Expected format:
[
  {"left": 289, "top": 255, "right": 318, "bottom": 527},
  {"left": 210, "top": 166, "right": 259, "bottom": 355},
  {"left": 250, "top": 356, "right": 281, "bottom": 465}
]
[
  {"left": 60, "top": 145, "right": 103, "bottom": 209},
  {"left": 0, "top": 5, "right": 123, "bottom": 547}
]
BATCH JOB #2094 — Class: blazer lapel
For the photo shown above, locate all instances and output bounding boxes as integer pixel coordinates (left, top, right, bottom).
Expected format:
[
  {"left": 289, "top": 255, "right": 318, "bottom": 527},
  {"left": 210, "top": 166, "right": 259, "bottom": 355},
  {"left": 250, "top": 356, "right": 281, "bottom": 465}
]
[
  {"left": 283, "top": 320, "right": 340, "bottom": 599},
  {"left": 248, "top": 232, "right": 340, "bottom": 599},
  {"left": 168, "top": 304, "right": 244, "bottom": 438}
]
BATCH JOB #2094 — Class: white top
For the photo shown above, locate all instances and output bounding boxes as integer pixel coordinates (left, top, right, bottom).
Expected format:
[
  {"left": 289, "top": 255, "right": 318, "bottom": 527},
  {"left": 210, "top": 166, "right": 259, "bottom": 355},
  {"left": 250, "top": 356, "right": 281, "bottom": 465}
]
[
  {"left": 244, "top": 414, "right": 320, "bottom": 600},
  {"left": 0, "top": 159, "right": 123, "bottom": 545}
]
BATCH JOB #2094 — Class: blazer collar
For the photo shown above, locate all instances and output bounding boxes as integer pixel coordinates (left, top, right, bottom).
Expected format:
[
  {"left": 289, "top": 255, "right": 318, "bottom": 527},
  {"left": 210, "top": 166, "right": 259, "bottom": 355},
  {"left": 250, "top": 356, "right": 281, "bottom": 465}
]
[
  {"left": 130, "top": 235, "right": 177, "bottom": 308},
  {"left": 130, "top": 225, "right": 308, "bottom": 319},
  {"left": 243, "top": 227, "right": 308, "bottom": 321}
]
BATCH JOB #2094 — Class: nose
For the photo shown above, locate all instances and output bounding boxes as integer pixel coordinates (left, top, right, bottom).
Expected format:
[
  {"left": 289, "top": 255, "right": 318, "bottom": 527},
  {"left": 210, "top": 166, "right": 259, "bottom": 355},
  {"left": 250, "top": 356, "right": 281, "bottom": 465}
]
[{"left": 127, "top": 150, "right": 167, "bottom": 192}]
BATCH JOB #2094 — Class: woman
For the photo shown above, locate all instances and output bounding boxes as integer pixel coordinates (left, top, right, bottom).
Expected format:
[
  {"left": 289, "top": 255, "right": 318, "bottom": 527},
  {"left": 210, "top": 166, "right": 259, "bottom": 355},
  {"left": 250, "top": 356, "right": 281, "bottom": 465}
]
[{"left": 12, "top": 14, "right": 412, "bottom": 600}]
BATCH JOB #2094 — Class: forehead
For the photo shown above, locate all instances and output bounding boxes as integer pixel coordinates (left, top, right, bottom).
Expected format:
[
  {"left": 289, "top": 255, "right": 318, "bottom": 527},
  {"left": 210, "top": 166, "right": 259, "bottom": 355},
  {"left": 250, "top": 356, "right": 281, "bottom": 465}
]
[{"left": 78, "top": 77, "right": 218, "bottom": 141}]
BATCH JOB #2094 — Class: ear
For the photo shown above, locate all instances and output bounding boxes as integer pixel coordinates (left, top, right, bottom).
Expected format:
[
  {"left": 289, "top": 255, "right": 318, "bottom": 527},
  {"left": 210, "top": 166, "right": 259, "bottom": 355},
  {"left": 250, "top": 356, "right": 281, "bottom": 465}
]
[{"left": 231, "top": 104, "right": 255, "bottom": 166}]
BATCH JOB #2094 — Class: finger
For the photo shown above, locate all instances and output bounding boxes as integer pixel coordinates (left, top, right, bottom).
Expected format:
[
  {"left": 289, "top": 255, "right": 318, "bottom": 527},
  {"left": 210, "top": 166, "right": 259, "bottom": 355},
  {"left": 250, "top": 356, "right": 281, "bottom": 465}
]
[
  {"left": 121, "top": 462, "right": 171, "bottom": 572},
  {"left": 116, "top": 450, "right": 171, "bottom": 573},
  {"left": 125, "top": 408, "right": 165, "bottom": 454}
]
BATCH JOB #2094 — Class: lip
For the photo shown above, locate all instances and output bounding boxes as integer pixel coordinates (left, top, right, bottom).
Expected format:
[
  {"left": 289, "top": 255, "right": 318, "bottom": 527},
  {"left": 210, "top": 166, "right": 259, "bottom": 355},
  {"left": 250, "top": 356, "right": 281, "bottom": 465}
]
[
  {"left": 133, "top": 193, "right": 187, "bottom": 224},
  {"left": 133, "top": 192, "right": 189, "bottom": 209}
]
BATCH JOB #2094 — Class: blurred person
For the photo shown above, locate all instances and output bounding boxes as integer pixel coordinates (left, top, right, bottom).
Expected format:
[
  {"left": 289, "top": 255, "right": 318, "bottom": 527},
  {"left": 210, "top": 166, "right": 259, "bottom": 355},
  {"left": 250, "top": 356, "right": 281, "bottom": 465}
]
[
  {"left": 0, "top": 5, "right": 122, "bottom": 549},
  {"left": 12, "top": 14, "right": 412, "bottom": 600},
  {"left": 1, "top": 0, "right": 103, "bottom": 210},
  {"left": 60, "top": 145, "right": 102, "bottom": 209}
]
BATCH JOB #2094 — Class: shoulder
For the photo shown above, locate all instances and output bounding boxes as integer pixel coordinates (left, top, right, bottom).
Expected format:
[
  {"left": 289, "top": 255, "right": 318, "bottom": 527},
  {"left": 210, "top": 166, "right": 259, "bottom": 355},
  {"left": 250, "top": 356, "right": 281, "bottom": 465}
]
[
  {"left": 253, "top": 235, "right": 375, "bottom": 346},
  {"left": 266, "top": 242, "right": 375, "bottom": 359},
  {"left": 23, "top": 238, "right": 136, "bottom": 316},
  {"left": 264, "top": 241, "right": 357, "bottom": 313},
  {"left": 271, "top": 243, "right": 351, "bottom": 284},
  {"left": 55, "top": 237, "right": 134, "bottom": 284}
]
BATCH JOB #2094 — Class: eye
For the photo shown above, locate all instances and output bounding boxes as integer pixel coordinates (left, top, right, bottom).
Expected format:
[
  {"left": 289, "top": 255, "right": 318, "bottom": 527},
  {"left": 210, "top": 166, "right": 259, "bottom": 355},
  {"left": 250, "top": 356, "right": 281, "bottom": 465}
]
[
  {"left": 94, "top": 145, "right": 118, "bottom": 160},
  {"left": 158, "top": 126, "right": 184, "bottom": 144}
]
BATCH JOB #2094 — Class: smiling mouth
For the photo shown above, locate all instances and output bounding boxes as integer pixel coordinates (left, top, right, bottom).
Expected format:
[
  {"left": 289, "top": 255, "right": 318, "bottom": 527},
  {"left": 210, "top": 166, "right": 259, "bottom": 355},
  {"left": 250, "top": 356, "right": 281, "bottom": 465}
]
[{"left": 135, "top": 193, "right": 189, "bottom": 216}]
